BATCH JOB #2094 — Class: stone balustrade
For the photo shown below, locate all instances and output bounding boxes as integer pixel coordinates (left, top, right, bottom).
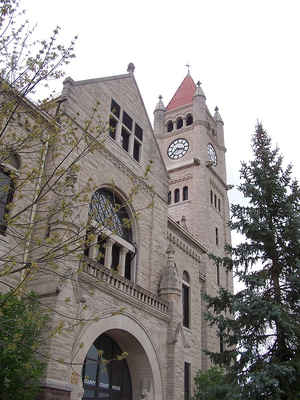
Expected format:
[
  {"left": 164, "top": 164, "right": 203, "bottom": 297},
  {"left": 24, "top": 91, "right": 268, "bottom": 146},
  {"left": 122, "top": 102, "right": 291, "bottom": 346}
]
[{"left": 82, "top": 259, "right": 169, "bottom": 314}]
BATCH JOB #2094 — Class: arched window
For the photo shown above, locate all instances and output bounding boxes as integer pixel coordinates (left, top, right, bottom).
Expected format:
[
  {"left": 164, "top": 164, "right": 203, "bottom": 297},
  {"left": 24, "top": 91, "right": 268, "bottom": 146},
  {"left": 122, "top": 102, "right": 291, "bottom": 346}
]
[
  {"left": 186, "top": 114, "right": 193, "bottom": 126},
  {"left": 87, "top": 188, "right": 136, "bottom": 280},
  {"left": 82, "top": 334, "right": 132, "bottom": 400},
  {"left": 176, "top": 117, "right": 183, "bottom": 130},
  {"left": 183, "top": 186, "right": 188, "bottom": 201},
  {"left": 210, "top": 190, "right": 213, "bottom": 205},
  {"left": 174, "top": 188, "right": 180, "bottom": 203},
  {"left": 167, "top": 120, "right": 174, "bottom": 132},
  {"left": 89, "top": 188, "right": 132, "bottom": 242},
  {"left": 182, "top": 271, "right": 190, "bottom": 328}
]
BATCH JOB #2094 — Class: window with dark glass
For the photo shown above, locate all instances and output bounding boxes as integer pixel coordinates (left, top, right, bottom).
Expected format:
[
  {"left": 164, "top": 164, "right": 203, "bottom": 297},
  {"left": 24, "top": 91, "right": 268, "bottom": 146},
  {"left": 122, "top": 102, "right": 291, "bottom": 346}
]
[
  {"left": 220, "top": 331, "right": 224, "bottom": 353},
  {"left": 210, "top": 190, "right": 213, "bottom": 205},
  {"left": 216, "top": 227, "right": 219, "bottom": 246},
  {"left": 134, "top": 123, "right": 143, "bottom": 141},
  {"left": 176, "top": 117, "right": 183, "bottom": 129},
  {"left": 216, "top": 261, "right": 220, "bottom": 286},
  {"left": 183, "top": 186, "right": 188, "bottom": 201},
  {"left": 122, "top": 111, "right": 133, "bottom": 131},
  {"left": 0, "top": 168, "right": 14, "bottom": 233},
  {"left": 133, "top": 140, "right": 141, "bottom": 162},
  {"left": 186, "top": 114, "right": 193, "bottom": 126},
  {"left": 184, "top": 362, "right": 191, "bottom": 400},
  {"left": 218, "top": 198, "right": 221, "bottom": 212},
  {"left": 182, "top": 271, "right": 190, "bottom": 328},
  {"left": 167, "top": 120, "right": 173, "bottom": 132},
  {"left": 82, "top": 334, "right": 132, "bottom": 400},
  {"left": 111, "top": 99, "right": 120, "bottom": 118},
  {"left": 168, "top": 191, "right": 171, "bottom": 205},
  {"left": 174, "top": 188, "right": 180, "bottom": 203},
  {"left": 214, "top": 194, "right": 217, "bottom": 208}
]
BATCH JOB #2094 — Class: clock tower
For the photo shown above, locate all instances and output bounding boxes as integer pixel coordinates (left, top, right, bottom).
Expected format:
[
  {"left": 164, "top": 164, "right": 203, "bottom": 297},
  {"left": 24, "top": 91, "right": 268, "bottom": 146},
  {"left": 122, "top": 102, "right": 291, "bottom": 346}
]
[{"left": 154, "top": 71, "right": 231, "bottom": 269}]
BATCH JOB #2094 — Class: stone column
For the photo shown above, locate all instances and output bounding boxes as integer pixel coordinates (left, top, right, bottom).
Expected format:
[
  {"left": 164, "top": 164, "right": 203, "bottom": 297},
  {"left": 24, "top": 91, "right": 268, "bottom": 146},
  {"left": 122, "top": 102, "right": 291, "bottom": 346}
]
[
  {"left": 128, "top": 131, "right": 134, "bottom": 157},
  {"left": 119, "top": 247, "right": 129, "bottom": 276},
  {"left": 115, "top": 120, "right": 122, "bottom": 144},
  {"left": 104, "top": 238, "right": 114, "bottom": 268},
  {"left": 89, "top": 236, "right": 98, "bottom": 259}
]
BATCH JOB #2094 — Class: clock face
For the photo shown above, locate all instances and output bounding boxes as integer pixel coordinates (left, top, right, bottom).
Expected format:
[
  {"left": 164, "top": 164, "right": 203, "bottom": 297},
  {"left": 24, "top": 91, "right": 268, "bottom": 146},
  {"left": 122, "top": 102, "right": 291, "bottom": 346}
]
[
  {"left": 208, "top": 143, "right": 217, "bottom": 166},
  {"left": 167, "top": 138, "right": 189, "bottom": 160}
]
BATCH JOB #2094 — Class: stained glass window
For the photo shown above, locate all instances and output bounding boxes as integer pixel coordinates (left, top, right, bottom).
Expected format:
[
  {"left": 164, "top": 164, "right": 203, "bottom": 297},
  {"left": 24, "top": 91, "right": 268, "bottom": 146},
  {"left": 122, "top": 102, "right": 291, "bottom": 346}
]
[{"left": 89, "top": 189, "right": 131, "bottom": 242}]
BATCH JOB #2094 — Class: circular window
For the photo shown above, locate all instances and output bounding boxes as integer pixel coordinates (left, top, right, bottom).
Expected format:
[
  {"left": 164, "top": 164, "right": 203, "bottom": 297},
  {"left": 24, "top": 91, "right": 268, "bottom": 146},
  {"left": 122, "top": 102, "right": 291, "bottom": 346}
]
[{"left": 82, "top": 334, "right": 132, "bottom": 400}]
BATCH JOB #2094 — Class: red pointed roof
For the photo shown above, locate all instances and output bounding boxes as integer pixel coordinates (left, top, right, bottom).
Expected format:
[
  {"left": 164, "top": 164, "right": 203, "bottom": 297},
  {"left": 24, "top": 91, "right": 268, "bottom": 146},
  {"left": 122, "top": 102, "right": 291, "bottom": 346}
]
[{"left": 166, "top": 74, "right": 196, "bottom": 111}]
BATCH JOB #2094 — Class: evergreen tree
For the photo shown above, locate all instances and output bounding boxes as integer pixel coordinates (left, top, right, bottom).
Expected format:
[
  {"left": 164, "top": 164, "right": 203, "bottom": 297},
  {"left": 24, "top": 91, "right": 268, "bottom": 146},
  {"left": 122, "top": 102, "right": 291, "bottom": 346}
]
[{"left": 205, "top": 124, "right": 300, "bottom": 399}]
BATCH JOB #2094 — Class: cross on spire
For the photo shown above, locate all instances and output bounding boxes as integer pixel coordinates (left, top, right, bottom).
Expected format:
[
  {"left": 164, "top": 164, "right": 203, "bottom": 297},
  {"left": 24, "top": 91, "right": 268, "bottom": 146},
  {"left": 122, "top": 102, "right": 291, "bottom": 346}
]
[{"left": 185, "top": 63, "right": 191, "bottom": 74}]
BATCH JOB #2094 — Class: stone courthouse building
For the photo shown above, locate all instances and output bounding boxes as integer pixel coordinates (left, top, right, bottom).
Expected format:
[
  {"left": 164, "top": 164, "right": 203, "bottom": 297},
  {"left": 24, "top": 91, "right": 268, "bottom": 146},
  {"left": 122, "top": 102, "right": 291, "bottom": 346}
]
[{"left": 1, "top": 64, "right": 233, "bottom": 400}]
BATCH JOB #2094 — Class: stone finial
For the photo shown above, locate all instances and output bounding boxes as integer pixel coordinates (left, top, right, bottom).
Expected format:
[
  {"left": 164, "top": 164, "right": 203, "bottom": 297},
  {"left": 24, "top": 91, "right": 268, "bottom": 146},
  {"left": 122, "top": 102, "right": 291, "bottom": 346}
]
[
  {"left": 154, "top": 95, "right": 165, "bottom": 112},
  {"left": 214, "top": 106, "right": 224, "bottom": 124},
  {"left": 127, "top": 62, "right": 135, "bottom": 74},
  {"left": 193, "top": 80, "right": 206, "bottom": 99}
]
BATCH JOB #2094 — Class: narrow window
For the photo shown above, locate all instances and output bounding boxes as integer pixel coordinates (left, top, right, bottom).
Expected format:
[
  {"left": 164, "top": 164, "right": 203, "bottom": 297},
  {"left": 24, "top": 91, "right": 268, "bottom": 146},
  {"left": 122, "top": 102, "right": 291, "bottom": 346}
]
[
  {"left": 210, "top": 190, "right": 213, "bottom": 205},
  {"left": 133, "top": 139, "right": 141, "bottom": 162},
  {"left": 174, "top": 188, "right": 180, "bottom": 203},
  {"left": 183, "top": 186, "right": 188, "bottom": 201},
  {"left": 220, "top": 331, "right": 224, "bottom": 353},
  {"left": 122, "top": 111, "right": 133, "bottom": 131},
  {"left": 218, "top": 198, "right": 221, "bottom": 212},
  {"left": 184, "top": 362, "right": 191, "bottom": 400},
  {"left": 167, "top": 120, "right": 173, "bottom": 132},
  {"left": 214, "top": 194, "right": 217, "bottom": 208},
  {"left": 121, "top": 128, "right": 130, "bottom": 152},
  {"left": 168, "top": 191, "right": 171, "bottom": 204},
  {"left": 182, "top": 271, "right": 190, "bottom": 328},
  {"left": 109, "top": 115, "right": 118, "bottom": 139},
  {"left": 176, "top": 117, "right": 183, "bottom": 130},
  {"left": 186, "top": 114, "right": 193, "bottom": 126},
  {"left": 0, "top": 168, "right": 14, "bottom": 233},
  {"left": 111, "top": 99, "right": 120, "bottom": 118},
  {"left": 216, "top": 227, "right": 219, "bottom": 246},
  {"left": 217, "top": 261, "right": 220, "bottom": 286}
]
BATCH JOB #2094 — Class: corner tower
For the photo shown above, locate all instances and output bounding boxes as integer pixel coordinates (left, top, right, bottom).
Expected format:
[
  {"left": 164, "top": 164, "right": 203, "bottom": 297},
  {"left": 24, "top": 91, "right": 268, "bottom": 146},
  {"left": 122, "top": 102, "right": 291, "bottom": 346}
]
[{"left": 154, "top": 73, "right": 233, "bottom": 330}]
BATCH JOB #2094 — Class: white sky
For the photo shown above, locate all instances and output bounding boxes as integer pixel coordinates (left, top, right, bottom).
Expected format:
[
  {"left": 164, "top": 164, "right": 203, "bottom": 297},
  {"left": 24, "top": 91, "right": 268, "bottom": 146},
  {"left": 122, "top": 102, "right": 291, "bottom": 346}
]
[{"left": 25, "top": 0, "right": 300, "bottom": 229}]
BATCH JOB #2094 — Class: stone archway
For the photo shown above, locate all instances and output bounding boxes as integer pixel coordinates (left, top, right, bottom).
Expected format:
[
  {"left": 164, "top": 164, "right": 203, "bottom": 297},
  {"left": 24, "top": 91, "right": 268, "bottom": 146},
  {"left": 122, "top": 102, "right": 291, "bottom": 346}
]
[{"left": 71, "top": 314, "right": 164, "bottom": 400}]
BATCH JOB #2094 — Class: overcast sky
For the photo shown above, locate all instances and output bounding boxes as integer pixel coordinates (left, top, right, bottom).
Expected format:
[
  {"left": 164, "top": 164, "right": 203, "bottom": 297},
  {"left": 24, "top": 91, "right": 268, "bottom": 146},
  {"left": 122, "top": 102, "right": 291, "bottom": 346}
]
[{"left": 25, "top": 0, "right": 300, "bottom": 209}]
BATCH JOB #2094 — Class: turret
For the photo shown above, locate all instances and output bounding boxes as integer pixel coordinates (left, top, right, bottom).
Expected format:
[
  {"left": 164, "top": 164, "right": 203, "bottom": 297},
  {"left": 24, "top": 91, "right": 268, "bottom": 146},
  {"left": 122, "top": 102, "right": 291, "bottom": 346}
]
[
  {"left": 214, "top": 106, "right": 225, "bottom": 147},
  {"left": 153, "top": 95, "right": 165, "bottom": 136},
  {"left": 192, "top": 81, "right": 206, "bottom": 123}
]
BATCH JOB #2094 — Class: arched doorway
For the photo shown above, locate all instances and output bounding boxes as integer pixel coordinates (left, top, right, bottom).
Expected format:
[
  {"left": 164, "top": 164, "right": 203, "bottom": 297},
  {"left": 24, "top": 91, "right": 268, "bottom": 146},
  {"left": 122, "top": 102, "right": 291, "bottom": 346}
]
[{"left": 82, "top": 333, "right": 132, "bottom": 400}]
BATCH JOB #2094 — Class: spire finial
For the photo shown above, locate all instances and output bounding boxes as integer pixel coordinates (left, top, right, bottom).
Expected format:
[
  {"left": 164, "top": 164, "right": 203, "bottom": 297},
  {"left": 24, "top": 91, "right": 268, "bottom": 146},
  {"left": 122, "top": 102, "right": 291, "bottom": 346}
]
[
  {"left": 197, "top": 80, "right": 202, "bottom": 87},
  {"left": 159, "top": 94, "right": 163, "bottom": 100},
  {"left": 185, "top": 63, "right": 191, "bottom": 74},
  {"left": 215, "top": 106, "right": 219, "bottom": 112}
]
